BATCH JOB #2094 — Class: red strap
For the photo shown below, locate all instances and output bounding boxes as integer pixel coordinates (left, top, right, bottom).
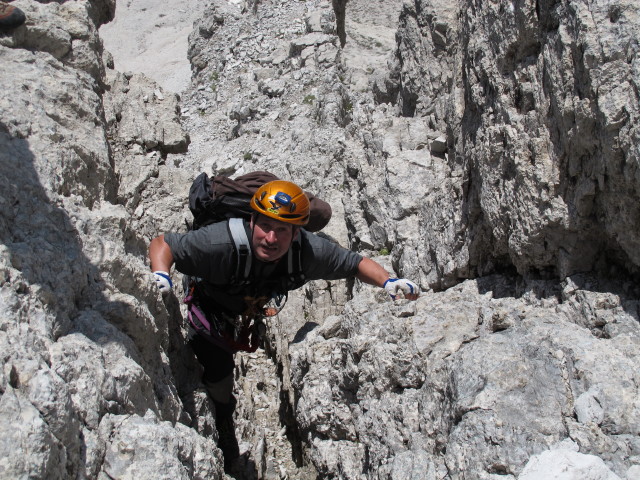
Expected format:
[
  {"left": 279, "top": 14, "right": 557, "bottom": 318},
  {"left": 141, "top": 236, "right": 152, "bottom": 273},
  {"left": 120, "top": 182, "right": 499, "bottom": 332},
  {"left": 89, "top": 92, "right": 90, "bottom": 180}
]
[{"left": 184, "top": 293, "right": 259, "bottom": 353}]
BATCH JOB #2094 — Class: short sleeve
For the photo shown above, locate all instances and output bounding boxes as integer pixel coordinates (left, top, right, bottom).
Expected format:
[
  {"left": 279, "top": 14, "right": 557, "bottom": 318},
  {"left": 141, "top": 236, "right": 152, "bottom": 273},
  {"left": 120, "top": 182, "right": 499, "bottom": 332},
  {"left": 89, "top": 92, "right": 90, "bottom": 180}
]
[
  {"left": 164, "top": 222, "right": 236, "bottom": 282},
  {"left": 299, "top": 231, "right": 362, "bottom": 281}
]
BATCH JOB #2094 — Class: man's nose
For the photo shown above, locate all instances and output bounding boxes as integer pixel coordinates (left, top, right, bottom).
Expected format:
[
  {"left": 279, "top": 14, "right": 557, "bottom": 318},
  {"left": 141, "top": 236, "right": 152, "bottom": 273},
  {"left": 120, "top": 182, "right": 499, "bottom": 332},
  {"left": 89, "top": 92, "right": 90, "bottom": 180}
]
[{"left": 264, "top": 230, "right": 277, "bottom": 243}]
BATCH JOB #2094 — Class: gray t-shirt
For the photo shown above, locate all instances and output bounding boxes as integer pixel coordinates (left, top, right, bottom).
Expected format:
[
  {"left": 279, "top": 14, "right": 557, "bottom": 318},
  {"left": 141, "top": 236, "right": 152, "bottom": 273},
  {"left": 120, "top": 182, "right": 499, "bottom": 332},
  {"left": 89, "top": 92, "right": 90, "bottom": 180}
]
[{"left": 164, "top": 220, "right": 362, "bottom": 314}]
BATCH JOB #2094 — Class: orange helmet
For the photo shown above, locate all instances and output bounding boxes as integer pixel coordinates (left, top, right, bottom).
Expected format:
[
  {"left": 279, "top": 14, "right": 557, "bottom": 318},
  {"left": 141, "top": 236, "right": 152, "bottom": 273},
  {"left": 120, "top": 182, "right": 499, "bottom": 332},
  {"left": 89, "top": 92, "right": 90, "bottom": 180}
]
[{"left": 250, "top": 180, "right": 310, "bottom": 226}]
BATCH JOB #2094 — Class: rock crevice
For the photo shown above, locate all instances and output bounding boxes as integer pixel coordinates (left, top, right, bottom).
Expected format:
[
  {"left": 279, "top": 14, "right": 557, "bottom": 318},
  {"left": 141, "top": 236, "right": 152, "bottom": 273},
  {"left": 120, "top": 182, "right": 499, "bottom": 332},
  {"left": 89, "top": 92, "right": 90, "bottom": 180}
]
[{"left": 1, "top": 0, "right": 639, "bottom": 479}]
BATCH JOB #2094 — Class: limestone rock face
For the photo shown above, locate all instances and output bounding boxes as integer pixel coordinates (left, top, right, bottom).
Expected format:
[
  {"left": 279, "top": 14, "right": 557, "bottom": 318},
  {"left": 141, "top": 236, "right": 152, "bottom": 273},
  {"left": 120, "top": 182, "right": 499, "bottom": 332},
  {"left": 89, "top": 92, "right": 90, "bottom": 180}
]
[
  {"left": 389, "top": 0, "right": 640, "bottom": 283},
  {"left": 1, "top": 0, "right": 639, "bottom": 479},
  {"left": 1, "top": 1, "right": 217, "bottom": 479},
  {"left": 104, "top": 72, "right": 190, "bottom": 154},
  {"left": 288, "top": 275, "right": 640, "bottom": 478}
]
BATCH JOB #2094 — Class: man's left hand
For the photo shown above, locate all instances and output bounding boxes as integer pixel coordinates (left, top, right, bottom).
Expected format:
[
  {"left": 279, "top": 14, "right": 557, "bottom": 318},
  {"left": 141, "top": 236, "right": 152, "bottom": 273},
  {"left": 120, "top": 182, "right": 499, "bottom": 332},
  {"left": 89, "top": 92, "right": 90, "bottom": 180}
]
[{"left": 384, "top": 278, "right": 419, "bottom": 300}]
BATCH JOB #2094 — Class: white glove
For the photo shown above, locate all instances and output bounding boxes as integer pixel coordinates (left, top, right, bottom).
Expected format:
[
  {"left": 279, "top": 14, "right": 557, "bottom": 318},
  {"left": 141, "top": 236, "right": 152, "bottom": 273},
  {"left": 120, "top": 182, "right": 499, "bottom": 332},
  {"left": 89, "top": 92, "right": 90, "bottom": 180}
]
[
  {"left": 384, "top": 278, "right": 418, "bottom": 300},
  {"left": 153, "top": 271, "right": 173, "bottom": 294}
]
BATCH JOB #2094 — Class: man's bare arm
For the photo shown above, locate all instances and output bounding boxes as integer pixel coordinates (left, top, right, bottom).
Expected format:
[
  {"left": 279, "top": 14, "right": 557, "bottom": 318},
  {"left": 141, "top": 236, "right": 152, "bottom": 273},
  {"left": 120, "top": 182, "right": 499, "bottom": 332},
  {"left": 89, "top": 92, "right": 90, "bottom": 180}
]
[
  {"left": 355, "top": 257, "right": 419, "bottom": 301},
  {"left": 149, "top": 235, "right": 175, "bottom": 273}
]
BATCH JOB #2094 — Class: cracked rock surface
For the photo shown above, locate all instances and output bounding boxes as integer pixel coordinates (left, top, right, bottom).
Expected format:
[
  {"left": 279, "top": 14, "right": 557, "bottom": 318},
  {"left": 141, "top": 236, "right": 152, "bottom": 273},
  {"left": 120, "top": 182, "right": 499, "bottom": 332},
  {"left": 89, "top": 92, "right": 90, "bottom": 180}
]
[{"left": 1, "top": 0, "right": 639, "bottom": 479}]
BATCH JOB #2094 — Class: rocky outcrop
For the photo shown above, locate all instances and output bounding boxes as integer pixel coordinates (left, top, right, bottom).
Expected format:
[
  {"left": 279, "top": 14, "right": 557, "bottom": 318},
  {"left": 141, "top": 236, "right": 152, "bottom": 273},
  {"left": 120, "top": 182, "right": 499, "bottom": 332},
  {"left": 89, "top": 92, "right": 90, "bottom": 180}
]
[
  {"left": 1, "top": 1, "right": 215, "bottom": 478},
  {"left": 387, "top": 0, "right": 640, "bottom": 285},
  {"left": 289, "top": 274, "right": 640, "bottom": 479},
  {"left": 279, "top": 1, "right": 639, "bottom": 477},
  {"left": 1, "top": 0, "right": 639, "bottom": 479}
]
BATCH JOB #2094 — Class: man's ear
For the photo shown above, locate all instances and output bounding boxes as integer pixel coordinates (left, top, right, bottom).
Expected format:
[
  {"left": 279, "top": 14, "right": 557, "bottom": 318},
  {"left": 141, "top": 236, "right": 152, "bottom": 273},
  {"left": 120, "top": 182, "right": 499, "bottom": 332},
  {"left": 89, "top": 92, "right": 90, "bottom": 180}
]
[{"left": 293, "top": 226, "right": 301, "bottom": 240}]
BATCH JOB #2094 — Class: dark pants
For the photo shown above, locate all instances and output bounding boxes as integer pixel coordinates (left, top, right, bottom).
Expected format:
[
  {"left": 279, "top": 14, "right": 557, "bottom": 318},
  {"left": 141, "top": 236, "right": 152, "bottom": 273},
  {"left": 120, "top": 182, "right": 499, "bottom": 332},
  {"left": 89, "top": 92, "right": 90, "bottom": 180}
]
[
  {"left": 190, "top": 334, "right": 236, "bottom": 416},
  {"left": 190, "top": 334, "right": 235, "bottom": 382}
]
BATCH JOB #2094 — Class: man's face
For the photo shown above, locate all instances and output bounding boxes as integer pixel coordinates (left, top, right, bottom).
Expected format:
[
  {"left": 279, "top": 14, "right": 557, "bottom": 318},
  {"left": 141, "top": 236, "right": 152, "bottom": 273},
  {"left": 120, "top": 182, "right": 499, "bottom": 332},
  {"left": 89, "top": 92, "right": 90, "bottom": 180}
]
[{"left": 251, "top": 215, "right": 296, "bottom": 262}]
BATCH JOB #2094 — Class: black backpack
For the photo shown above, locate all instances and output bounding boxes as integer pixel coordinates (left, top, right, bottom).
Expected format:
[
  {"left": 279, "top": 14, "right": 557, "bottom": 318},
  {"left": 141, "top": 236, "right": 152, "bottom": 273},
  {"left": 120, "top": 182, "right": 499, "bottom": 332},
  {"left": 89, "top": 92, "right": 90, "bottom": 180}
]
[{"left": 187, "top": 171, "right": 332, "bottom": 285}]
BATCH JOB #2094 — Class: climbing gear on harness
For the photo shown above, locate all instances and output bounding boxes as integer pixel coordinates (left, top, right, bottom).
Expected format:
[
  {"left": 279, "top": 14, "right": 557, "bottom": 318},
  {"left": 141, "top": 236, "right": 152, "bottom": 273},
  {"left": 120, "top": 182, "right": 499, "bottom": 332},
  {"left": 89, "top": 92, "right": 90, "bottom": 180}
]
[
  {"left": 184, "top": 284, "right": 264, "bottom": 353},
  {"left": 262, "top": 292, "right": 288, "bottom": 317},
  {"left": 250, "top": 180, "right": 310, "bottom": 226}
]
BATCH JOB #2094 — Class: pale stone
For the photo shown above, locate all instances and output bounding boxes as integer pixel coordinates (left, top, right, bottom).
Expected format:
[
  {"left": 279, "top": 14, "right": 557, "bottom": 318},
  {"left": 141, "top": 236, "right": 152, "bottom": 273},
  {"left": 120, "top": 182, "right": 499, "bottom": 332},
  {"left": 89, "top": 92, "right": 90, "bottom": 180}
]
[{"left": 1, "top": 0, "right": 639, "bottom": 478}]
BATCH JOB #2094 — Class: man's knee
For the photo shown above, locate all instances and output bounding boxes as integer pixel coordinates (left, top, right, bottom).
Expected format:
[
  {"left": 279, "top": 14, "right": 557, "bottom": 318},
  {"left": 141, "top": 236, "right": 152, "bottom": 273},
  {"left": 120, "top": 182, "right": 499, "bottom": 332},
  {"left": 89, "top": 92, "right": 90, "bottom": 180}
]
[
  {"left": 203, "top": 373, "right": 235, "bottom": 406},
  {"left": 190, "top": 335, "right": 236, "bottom": 382}
]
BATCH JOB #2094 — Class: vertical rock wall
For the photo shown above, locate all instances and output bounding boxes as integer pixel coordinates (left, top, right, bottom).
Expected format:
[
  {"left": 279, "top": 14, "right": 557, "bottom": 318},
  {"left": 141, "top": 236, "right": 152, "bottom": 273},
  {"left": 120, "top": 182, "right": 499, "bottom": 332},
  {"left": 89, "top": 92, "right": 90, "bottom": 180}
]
[
  {"left": 1, "top": 1, "right": 221, "bottom": 478},
  {"left": 1, "top": 0, "right": 639, "bottom": 479},
  {"left": 282, "top": 1, "right": 640, "bottom": 478},
  {"left": 390, "top": 0, "right": 640, "bottom": 282}
]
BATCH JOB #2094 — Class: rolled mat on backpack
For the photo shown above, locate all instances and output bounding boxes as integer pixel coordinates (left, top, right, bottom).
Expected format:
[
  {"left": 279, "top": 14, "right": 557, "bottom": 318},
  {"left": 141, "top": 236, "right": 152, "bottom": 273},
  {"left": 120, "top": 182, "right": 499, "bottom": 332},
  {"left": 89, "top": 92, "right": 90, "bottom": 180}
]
[{"left": 210, "top": 171, "right": 332, "bottom": 232}]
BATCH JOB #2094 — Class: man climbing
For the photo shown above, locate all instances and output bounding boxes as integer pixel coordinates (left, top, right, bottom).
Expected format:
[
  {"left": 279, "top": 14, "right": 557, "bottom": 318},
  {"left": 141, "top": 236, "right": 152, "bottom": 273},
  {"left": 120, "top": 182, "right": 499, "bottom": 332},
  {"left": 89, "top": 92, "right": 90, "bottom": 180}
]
[{"left": 148, "top": 178, "right": 419, "bottom": 470}]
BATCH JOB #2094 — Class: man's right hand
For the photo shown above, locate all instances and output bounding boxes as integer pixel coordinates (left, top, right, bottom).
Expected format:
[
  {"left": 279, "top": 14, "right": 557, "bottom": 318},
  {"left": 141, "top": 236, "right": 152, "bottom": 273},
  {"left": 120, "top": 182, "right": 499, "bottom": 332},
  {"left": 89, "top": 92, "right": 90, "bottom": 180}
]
[{"left": 153, "top": 271, "right": 173, "bottom": 294}]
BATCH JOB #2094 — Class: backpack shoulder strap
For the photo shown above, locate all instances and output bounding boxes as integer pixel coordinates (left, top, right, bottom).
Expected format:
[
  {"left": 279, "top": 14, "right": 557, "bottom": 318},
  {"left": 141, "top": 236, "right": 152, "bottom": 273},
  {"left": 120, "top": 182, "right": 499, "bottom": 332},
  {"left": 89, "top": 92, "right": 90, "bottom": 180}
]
[
  {"left": 227, "top": 218, "right": 252, "bottom": 283},
  {"left": 287, "top": 236, "right": 305, "bottom": 284}
]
